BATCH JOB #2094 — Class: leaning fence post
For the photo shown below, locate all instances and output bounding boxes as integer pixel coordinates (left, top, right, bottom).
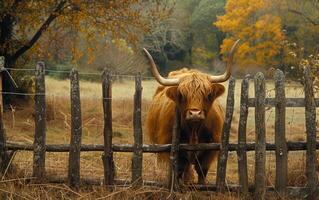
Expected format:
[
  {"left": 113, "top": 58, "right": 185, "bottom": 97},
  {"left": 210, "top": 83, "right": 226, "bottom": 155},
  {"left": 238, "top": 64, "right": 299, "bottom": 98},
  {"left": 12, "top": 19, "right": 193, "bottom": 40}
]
[
  {"left": 33, "top": 61, "right": 46, "bottom": 180},
  {"left": 237, "top": 75, "right": 250, "bottom": 195},
  {"left": 68, "top": 68, "right": 82, "bottom": 188},
  {"left": 216, "top": 77, "right": 236, "bottom": 192},
  {"left": 303, "top": 66, "right": 318, "bottom": 199},
  {"left": 132, "top": 73, "right": 143, "bottom": 186},
  {"left": 274, "top": 70, "right": 287, "bottom": 197},
  {"left": 254, "top": 72, "right": 266, "bottom": 200},
  {"left": 169, "top": 108, "right": 181, "bottom": 191},
  {"left": 0, "top": 56, "right": 9, "bottom": 175},
  {"left": 102, "top": 69, "right": 115, "bottom": 190}
]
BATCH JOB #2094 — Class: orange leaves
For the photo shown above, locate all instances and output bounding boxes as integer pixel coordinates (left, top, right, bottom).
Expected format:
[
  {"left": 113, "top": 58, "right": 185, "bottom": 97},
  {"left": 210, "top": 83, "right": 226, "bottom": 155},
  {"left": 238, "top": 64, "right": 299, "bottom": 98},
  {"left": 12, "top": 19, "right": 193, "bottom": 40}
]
[
  {"left": 71, "top": 47, "right": 84, "bottom": 65},
  {"left": 215, "top": 0, "right": 265, "bottom": 32},
  {"left": 215, "top": 0, "right": 284, "bottom": 67},
  {"left": 3, "top": 0, "right": 171, "bottom": 67}
]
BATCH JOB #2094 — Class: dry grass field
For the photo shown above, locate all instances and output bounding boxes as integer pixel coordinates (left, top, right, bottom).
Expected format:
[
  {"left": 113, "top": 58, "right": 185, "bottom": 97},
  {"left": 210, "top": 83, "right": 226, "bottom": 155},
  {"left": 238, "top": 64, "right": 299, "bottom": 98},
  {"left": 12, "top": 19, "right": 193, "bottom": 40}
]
[{"left": 1, "top": 75, "right": 318, "bottom": 199}]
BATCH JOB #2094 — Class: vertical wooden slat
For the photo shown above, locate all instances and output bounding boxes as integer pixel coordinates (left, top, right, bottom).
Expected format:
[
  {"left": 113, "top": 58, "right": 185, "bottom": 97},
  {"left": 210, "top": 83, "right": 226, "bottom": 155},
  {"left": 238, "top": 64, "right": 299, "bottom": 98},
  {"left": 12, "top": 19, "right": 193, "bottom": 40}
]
[
  {"left": 132, "top": 73, "right": 143, "bottom": 186},
  {"left": 0, "top": 106, "right": 7, "bottom": 175},
  {"left": 169, "top": 108, "right": 181, "bottom": 191},
  {"left": 0, "top": 56, "right": 8, "bottom": 174},
  {"left": 254, "top": 72, "right": 266, "bottom": 200},
  {"left": 33, "top": 61, "right": 46, "bottom": 179},
  {"left": 0, "top": 93, "right": 7, "bottom": 174},
  {"left": 274, "top": 70, "right": 287, "bottom": 197},
  {"left": 101, "top": 70, "right": 115, "bottom": 189},
  {"left": 303, "top": 67, "right": 318, "bottom": 200},
  {"left": 0, "top": 56, "right": 3, "bottom": 115},
  {"left": 68, "top": 69, "right": 82, "bottom": 188},
  {"left": 216, "top": 77, "right": 236, "bottom": 191},
  {"left": 237, "top": 75, "right": 250, "bottom": 194}
]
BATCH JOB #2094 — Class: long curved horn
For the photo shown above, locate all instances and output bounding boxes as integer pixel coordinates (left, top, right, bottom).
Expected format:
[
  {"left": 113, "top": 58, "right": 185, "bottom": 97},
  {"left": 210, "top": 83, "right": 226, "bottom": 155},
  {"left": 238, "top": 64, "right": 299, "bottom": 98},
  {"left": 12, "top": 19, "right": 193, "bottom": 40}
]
[
  {"left": 209, "top": 39, "right": 240, "bottom": 83},
  {"left": 143, "top": 48, "right": 180, "bottom": 86}
]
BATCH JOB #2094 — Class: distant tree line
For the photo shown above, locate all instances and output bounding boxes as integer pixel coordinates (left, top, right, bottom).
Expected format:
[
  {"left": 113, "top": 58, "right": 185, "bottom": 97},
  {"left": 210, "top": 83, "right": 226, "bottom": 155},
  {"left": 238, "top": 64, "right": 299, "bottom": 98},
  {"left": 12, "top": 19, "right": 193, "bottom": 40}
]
[{"left": 1, "top": 0, "right": 319, "bottom": 103}]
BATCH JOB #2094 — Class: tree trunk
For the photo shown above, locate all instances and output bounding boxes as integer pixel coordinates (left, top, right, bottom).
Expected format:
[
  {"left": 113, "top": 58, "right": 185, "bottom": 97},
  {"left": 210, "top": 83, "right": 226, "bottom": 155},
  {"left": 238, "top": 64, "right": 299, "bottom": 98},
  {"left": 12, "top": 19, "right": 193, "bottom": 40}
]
[{"left": 0, "top": 11, "right": 17, "bottom": 107}]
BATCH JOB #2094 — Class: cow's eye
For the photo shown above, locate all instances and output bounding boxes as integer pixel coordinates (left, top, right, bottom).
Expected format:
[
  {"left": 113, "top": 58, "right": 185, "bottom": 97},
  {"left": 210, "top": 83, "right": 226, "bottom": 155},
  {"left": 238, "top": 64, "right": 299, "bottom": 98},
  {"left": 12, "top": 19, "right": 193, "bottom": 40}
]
[
  {"left": 178, "top": 92, "right": 185, "bottom": 103},
  {"left": 207, "top": 93, "right": 214, "bottom": 102}
]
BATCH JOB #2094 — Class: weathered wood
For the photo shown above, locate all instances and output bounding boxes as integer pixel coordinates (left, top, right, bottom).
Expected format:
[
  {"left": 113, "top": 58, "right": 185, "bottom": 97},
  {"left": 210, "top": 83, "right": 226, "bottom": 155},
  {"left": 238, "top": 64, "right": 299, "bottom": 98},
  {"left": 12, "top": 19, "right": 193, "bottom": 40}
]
[
  {"left": 68, "top": 69, "right": 82, "bottom": 188},
  {"left": 169, "top": 108, "right": 181, "bottom": 191},
  {"left": 0, "top": 56, "right": 4, "bottom": 115},
  {"left": 303, "top": 67, "right": 318, "bottom": 200},
  {"left": 216, "top": 77, "right": 236, "bottom": 191},
  {"left": 254, "top": 72, "right": 266, "bottom": 200},
  {"left": 132, "top": 73, "right": 143, "bottom": 186},
  {"left": 274, "top": 70, "right": 287, "bottom": 197},
  {"left": 33, "top": 61, "right": 46, "bottom": 180},
  {"left": 248, "top": 97, "right": 319, "bottom": 107},
  {"left": 7, "top": 141, "right": 319, "bottom": 153},
  {"left": 101, "top": 70, "right": 115, "bottom": 189},
  {"left": 0, "top": 56, "right": 9, "bottom": 174},
  {"left": 237, "top": 75, "right": 250, "bottom": 195},
  {"left": 0, "top": 109, "right": 8, "bottom": 174},
  {"left": 0, "top": 59, "right": 16, "bottom": 175}
]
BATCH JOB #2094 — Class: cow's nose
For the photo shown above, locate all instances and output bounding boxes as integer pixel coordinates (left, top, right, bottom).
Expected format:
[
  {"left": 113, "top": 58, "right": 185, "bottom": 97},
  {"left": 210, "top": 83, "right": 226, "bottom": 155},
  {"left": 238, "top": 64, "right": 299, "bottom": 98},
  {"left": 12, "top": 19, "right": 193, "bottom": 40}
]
[
  {"left": 186, "top": 109, "right": 204, "bottom": 121},
  {"left": 190, "top": 110, "right": 201, "bottom": 116}
]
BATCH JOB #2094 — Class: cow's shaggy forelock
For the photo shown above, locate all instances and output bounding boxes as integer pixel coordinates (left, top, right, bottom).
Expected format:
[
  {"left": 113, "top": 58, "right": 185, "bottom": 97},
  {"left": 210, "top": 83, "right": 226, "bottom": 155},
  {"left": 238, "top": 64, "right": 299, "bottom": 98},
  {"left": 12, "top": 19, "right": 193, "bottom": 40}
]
[{"left": 178, "top": 73, "right": 212, "bottom": 104}]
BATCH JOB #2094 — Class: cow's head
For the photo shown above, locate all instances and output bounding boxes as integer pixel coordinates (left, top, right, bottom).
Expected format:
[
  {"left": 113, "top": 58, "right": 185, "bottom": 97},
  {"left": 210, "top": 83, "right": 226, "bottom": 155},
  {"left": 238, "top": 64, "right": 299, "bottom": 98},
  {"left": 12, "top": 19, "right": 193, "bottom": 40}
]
[
  {"left": 143, "top": 40, "right": 239, "bottom": 125},
  {"left": 164, "top": 71, "right": 225, "bottom": 123}
]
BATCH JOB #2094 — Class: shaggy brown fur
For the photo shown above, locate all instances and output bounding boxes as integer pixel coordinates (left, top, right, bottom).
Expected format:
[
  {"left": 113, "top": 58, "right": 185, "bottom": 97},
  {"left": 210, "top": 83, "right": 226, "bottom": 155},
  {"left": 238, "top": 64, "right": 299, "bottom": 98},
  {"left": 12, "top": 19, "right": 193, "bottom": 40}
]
[{"left": 146, "top": 68, "right": 225, "bottom": 184}]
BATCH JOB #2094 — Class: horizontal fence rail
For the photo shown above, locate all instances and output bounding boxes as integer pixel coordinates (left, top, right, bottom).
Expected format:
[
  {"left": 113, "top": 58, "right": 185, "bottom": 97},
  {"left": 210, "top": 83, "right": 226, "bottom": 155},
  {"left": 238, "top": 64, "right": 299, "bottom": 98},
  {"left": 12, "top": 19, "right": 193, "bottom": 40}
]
[
  {"left": 248, "top": 98, "right": 319, "bottom": 107},
  {"left": 6, "top": 141, "right": 319, "bottom": 152}
]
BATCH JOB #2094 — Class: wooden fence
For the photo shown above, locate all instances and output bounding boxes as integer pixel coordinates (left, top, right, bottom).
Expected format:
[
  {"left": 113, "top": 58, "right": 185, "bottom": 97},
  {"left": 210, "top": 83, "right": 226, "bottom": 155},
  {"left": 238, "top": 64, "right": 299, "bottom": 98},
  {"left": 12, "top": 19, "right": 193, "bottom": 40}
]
[{"left": 0, "top": 58, "right": 318, "bottom": 199}]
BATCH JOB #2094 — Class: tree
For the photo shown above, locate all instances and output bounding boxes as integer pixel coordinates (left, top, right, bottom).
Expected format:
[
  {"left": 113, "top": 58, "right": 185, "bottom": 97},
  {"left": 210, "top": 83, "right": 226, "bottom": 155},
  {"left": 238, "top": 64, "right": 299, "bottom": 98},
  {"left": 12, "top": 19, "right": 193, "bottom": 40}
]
[
  {"left": 214, "top": 0, "right": 284, "bottom": 67},
  {"left": 0, "top": 0, "right": 171, "bottom": 101},
  {"left": 143, "top": 0, "right": 228, "bottom": 73},
  {"left": 143, "top": 1, "right": 192, "bottom": 74},
  {"left": 285, "top": 0, "right": 319, "bottom": 26},
  {"left": 189, "top": 0, "right": 226, "bottom": 55},
  {"left": 276, "top": 0, "right": 319, "bottom": 55},
  {"left": 268, "top": 0, "right": 319, "bottom": 81}
]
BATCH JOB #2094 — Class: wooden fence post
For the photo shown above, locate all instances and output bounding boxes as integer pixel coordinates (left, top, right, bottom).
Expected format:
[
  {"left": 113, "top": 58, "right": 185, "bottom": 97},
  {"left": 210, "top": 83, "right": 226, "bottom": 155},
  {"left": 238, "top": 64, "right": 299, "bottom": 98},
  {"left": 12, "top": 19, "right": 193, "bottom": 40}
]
[
  {"left": 254, "top": 72, "right": 266, "bottom": 200},
  {"left": 0, "top": 56, "right": 3, "bottom": 114},
  {"left": 0, "top": 93, "right": 7, "bottom": 175},
  {"left": 274, "top": 70, "right": 287, "bottom": 197},
  {"left": 0, "top": 56, "right": 9, "bottom": 175},
  {"left": 237, "top": 75, "right": 250, "bottom": 195},
  {"left": 169, "top": 108, "right": 181, "bottom": 191},
  {"left": 216, "top": 77, "right": 236, "bottom": 192},
  {"left": 303, "top": 67, "right": 318, "bottom": 199},
  {"left": 33, "top": 61, "right": 46, "bottom": 180},
  {"left": 101, "top": 69, "right": 115, "bottom": 190},
  {"left": 68, "top": 68, "right": 82, "bottom": 188},
  {"left": 132, "top": 73, "right": 143, "bottom": 186}
]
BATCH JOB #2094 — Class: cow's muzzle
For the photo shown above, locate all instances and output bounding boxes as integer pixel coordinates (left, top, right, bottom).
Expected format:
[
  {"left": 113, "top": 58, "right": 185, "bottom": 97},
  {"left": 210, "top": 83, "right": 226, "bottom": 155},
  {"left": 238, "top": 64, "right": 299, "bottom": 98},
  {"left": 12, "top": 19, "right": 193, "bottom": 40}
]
[{"left": 185, "top": 109, "right": 205, "bottom": 121}]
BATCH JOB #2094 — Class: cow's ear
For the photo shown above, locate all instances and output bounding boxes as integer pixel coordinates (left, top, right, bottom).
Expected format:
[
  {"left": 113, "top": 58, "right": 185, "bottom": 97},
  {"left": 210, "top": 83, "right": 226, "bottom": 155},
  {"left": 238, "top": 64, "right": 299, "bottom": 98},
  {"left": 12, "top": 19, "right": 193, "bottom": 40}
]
[
  {"left": 166, "top": 86, "right": 179, "bottom": 102},
  {"left": 209, "top": 83, "right": 225, "bottom": 101}
]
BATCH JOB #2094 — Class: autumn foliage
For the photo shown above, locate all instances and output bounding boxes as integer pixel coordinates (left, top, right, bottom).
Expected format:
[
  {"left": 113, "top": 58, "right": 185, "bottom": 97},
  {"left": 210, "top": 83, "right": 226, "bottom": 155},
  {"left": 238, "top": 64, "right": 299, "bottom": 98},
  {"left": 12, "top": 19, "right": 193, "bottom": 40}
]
[
  {"left": 214, "top": 0, "right": 284, "bottom": 67},
  {"left": 0, "top": 0, "right": 171, "bottom": 68}
]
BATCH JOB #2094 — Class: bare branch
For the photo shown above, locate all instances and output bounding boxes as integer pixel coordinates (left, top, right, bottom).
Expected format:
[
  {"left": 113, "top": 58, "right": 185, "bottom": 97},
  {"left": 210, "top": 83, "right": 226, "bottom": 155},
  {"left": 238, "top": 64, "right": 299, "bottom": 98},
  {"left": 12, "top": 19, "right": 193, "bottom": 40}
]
[
  {"left": 11, "top": 0, "right": 68, "bottom": 63},
  {"left": 288, "top": 8, "right": 319, "bottom": 26}
]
